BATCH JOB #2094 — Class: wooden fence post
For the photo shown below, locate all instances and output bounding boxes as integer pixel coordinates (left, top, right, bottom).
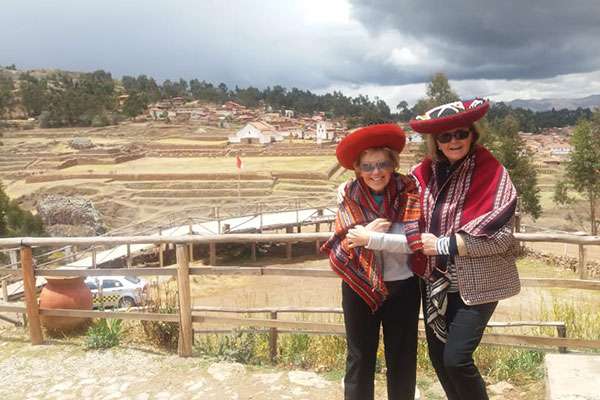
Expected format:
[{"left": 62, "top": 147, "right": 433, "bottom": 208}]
[
  {"left": 285, "top": 226, "right": 293, "bottom": 259},
  {"left": 557, "top": 324, "right": 567, "bottom": 353},
  {"left": 188, "top": 222, "right": 194, "bottom": 262},
  {"left": 251, "top": 243, "right": 257, "bottom": 261},
  {"left": 158, "top": 228, "right": 164, "bottom": 268},
  {"left": 72, "top": 246, "right": 78, "bottom": 262},
  {"left": 269, "top": 311, "right": 278, "bottom": 363},
  {"left": 315, "top": 209, "right": 322, "bottom": 233},
  {"left": 92, "top": 248, "right": 97, "bottom": 269},
  {"left": 215, "top": 207, "right": 221, "bottom": 234},
  {"left": 64, "top": 246, "right": 72, "bottom": 264},
  {"left": 578, "top": 245, "right": 586, "bottom": 279},
  {"left": 259, "top": 203, "right": 263, "bottom": 233},
  {"left": 9, "top": 249, "right": 18, "bottom": 267},
  {"left": 2, "top": 279, "right": 8, "bottom": 302},
  {"left": 209, "top": 243, "right": 217, "bottom": 266},
  {"left": 20, "top": 246, "right": 43, "bottom": 345},
  {"left": 126, "top": 244, "right": 132, "bottom": 268},
  {"left": 176, "top": 245, "right": 193, "bottom": 357}
]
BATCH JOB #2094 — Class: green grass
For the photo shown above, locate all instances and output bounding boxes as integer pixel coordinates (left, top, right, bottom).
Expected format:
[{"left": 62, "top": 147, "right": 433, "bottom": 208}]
[{"left": 516, "top": 257, "right": 577, "bottom": 279}]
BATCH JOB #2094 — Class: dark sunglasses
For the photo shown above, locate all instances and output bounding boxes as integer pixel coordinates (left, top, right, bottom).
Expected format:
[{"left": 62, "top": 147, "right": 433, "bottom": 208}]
[
  {"left": 435, "top": 130, "right": 471, "bottom": 144},
  {"left": 359, "top": 160, "right": 393, "bottom": 172}
]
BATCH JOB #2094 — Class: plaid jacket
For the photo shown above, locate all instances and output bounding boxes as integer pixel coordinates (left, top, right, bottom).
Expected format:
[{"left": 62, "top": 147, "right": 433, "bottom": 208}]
[{"left": 456, "top": 218, "right": 520, "bottom": 305}]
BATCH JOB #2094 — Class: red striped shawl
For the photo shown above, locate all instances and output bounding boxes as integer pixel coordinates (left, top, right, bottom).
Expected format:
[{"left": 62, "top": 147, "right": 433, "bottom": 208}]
[{"left": 321, "top": 173, "right": 425, "bottom": 311}]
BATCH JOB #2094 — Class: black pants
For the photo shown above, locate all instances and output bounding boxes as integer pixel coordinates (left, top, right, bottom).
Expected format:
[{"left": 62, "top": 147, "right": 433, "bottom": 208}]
[
  {"left": 342, "top": 277, "right": 420, "bottom": 400},
  {"left": 422, "top": 286, "right": 497, "bottom": 400}
]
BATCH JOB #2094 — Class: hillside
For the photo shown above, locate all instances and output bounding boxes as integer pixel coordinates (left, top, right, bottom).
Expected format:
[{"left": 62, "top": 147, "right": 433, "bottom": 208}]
[{"left": 506, "top": 94, "right": 600, "bottom": 111}]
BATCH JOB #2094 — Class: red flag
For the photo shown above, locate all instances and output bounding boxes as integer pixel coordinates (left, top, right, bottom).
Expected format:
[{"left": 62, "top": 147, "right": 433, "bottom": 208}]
[{"left": 235, "top": 154, "right": 242, "bottom": 170}]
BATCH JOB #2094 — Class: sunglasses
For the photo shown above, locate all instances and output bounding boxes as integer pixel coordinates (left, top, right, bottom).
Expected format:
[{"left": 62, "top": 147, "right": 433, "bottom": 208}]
[
  {"left": 359, "top": 160, "right": 393, "bottom": 172},
  {"left": 435, "top": 130, "right": 471, "bottom": 144}
]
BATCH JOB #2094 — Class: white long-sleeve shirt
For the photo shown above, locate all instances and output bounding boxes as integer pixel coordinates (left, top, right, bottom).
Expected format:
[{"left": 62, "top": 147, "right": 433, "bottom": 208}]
[{"left": 366, "top": 222, "right": 413, "bottom": 281}]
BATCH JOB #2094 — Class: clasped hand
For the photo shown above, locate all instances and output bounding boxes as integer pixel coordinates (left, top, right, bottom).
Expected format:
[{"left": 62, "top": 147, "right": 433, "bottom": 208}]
[
  {"left": 346, "top": 218, "right": 391, "bottom": 249},
  {"left": 421, "top": 232, "right": 439, "bottom": 255}
]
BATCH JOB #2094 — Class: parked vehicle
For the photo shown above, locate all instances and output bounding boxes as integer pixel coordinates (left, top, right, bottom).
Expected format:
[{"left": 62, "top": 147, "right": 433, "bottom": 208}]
[{"left": 84, "top": 276, "right": 149, "bottom": 309}]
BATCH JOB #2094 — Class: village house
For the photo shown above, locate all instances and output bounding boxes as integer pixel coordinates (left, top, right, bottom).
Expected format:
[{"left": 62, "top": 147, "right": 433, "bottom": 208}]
[
  {"left": 550, "top": 146, "right": 571, "bottom": 156},
  {"left": 228, "top": 121, "right": 284, "bottom": 144},
  {"left": 407, "top": 133, "right": 424, "bottom": 143},
  {"left": 171, "top": 97, "right": 185, "bottom": 107},
  {"left": 222, "top": 101, "right": 246, "bottom": 113},
  {"left": 316, "top": 121, "right": 336, "bottom": 144}
]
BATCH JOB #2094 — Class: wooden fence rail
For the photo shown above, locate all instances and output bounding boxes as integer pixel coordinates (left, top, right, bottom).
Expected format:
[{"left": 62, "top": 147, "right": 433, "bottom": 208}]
[{"left": 0, "top": 232, "right": 599, "bottom": 357}]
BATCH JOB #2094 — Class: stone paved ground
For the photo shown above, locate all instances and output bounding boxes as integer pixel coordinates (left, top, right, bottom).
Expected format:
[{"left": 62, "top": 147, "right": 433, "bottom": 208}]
[
  {"left": 0, "top": 328, "right": 345, "bottom": 400},
  {"left": 0, "top": 325, "right": 537, "bottom": 400}
]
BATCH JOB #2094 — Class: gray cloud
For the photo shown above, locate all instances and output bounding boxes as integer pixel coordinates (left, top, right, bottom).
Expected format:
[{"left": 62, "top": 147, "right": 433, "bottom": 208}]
[
  {"left": 1, "top": 0, "right": 599, "bottom": 96},
  {"left": 348, "top": 0, "right": 600, "bottom": 82}
]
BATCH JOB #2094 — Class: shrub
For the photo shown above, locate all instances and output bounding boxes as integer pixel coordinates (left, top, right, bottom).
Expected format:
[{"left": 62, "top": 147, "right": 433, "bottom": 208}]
[
  {"left": 91, "top": 113, "right": 111, "bottom": 127},
  {"left": 140, "top": 281, "right": 179, "bottom": 350},
  {"left": 85, "top": 319, "right": 123, "bottom": 349},
  {"left": 195, "top": 330, "right": 268, "bottom": 364}
]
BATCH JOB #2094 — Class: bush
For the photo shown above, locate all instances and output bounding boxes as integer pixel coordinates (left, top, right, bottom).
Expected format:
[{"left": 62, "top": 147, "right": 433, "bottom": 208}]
[
  {"left": 140, "top": 281, "right": 179, "bottom": 350},
  {"left": 38, "top": 111, "right": 51, "bottom": 128},
  {"left": 195, "top": 330, "right": 268, "bottom": 364},
  {"left": 85, "top": 319, "right": 123, "bottom": 349},
  {"left": 91, "top": 113, "right": 111, "bottom": 127}
]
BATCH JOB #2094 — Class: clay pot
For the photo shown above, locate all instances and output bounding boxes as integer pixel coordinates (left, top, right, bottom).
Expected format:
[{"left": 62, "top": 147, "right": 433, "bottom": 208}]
[{"left": 39, "top": 276, "right": 93, "bottom": 333}]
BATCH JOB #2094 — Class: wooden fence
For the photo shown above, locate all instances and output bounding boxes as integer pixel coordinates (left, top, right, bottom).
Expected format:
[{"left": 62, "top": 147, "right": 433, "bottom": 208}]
[{"left": 0, "top": 232, "right": 599, "bottom": 358}]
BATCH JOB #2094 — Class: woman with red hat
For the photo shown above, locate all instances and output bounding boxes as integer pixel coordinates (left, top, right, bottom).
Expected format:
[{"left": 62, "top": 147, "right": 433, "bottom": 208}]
[
  {"left": 410, "top": 99, "right": 520, "bottom": 400},
  {"left": 321, "top": 123, "right": 425, "bottom": 400}
]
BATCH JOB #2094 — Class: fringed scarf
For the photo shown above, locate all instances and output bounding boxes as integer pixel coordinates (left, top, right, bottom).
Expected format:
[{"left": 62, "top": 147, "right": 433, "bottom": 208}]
[
  {"left": 320, "top": 173, "right": 425, "bottom": 312},
  {"left": 411, "top": 145, "right": 517, "bottom": 342}
]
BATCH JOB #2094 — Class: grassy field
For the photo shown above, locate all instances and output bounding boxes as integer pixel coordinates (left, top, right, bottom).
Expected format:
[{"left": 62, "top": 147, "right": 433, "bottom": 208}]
[{"left": 61, "top": 155, "right": 338, "bottom": 174}]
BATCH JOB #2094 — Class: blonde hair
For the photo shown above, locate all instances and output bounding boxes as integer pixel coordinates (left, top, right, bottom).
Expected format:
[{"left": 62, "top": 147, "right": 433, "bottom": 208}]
[
  {"left": 425, "top": 124, "right": 481, "bottom": 162},
  {"left": 353, "top": 147, "right": 400, "bottom": 172}
]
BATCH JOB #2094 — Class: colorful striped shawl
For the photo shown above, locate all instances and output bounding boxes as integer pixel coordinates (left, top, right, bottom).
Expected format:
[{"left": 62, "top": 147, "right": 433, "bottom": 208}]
[{"left": 320, "top": 173, "right": 424, "bottom": 312}]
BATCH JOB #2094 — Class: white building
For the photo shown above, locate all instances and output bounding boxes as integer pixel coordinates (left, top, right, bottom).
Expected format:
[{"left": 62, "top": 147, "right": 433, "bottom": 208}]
[
  {"left": 550, "top": 147, "right": 571, "bottom": 156},
  {"left": 408, "top": 133, "right": 424, "bottom": 143},
  {"left": 228, "top": 121, "right": 283, "bottom": 144},
  {"left": 316, "top": 121, "right": 335, "bottom": 144}
]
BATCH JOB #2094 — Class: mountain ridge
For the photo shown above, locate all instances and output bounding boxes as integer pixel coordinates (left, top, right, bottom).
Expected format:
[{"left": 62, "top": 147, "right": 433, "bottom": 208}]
[{"left": 505, "top": 94, "right": 600, "bottom": 111}]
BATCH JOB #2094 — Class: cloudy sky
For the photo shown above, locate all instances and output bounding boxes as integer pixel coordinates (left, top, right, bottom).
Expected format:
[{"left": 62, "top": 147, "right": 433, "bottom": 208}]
[{"left": 2, "top": 0, "right": 600, "bottom": 107}]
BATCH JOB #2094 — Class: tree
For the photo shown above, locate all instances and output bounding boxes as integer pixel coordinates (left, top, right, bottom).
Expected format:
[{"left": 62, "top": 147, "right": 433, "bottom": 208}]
[
  {"left": 0, "top": 183, "right": 44, "bottom": 237},
  {"left": 410, "top": 73, "right": 460, "bottom": 117},
  {"left": 19, "top": 73, "right": 48, "bottom": 117},
  {"left": 0, "top": 76, "right": 14, "bottom": 120},
  {"left": 426, "top": 72, "right": 459, "bottom": 106},
  {"left": 396, "top": 100, "right": 408, "bottom": 111},
  {"left": 553, "top": 115, "right": 600, "bottom": 234},
  {"left": 122, "top": 92, "right": 149, "bottom": 118},
  {"left": 485, "top": 115, "right": 542, "bottom": 219}
]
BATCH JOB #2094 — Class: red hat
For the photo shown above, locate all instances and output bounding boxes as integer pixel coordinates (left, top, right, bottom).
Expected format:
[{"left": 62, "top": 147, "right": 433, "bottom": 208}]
[
  {"left": 409, "top": 98, "right": 489, "bottom": 134},
  {"left": 336, "top": 123, "right": 406, "bottom": 170}
]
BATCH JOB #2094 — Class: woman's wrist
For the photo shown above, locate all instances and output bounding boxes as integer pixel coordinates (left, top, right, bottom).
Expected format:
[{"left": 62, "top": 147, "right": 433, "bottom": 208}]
[{"left": 436, "top": 235, "right": 458, "bottom": 256}]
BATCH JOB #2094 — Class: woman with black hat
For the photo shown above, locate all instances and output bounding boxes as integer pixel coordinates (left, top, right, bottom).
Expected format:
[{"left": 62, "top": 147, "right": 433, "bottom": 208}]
[
  {"left": 409, "top": 99, "right": 520, "bottom": 400},
  {"left": 321, "top": 123, "right": 426, "bottom": 400}
]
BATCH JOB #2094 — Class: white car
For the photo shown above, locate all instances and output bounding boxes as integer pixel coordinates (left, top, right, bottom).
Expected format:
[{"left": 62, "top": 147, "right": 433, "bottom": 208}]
[{"left": 84, "top": 276, "right": 149, "bottom": 309}]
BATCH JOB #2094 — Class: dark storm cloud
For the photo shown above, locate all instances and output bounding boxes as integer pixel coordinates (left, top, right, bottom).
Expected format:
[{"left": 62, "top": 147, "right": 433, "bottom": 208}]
[
  {"left": 348, "top": 0, "right": 600, "bottom": 82},
  {"left": 1, "top": 0, "right": 599, "bottom": 90}
]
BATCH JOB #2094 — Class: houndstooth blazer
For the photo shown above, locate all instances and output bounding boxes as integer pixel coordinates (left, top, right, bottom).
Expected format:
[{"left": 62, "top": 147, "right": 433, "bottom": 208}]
[{"left": 455, "top": 218, "right": 521, "bottom": 305}]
